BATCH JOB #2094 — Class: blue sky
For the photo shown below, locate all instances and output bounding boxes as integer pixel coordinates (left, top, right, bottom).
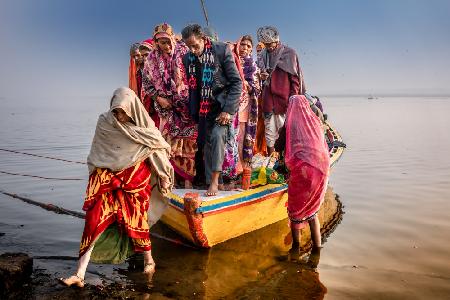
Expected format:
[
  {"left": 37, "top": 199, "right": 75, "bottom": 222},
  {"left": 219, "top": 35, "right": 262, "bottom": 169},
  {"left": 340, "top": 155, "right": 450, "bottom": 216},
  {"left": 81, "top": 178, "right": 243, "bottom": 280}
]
[{"left": 1, "top": 0, "right": 449, "bottom": 99}]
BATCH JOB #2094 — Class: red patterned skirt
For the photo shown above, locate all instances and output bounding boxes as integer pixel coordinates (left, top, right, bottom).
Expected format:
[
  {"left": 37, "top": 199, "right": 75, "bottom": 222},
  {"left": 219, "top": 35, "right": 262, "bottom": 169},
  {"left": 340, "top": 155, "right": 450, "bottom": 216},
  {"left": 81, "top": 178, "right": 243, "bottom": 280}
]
[{"left": 79, "top": 160, "right": 152, "bottom": 258}]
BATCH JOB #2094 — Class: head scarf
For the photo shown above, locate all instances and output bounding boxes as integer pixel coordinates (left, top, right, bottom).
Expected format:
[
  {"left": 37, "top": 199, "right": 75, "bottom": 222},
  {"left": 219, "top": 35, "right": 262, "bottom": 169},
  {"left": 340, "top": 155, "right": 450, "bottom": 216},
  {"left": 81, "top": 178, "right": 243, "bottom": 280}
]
[
  {"left": 140, "top": 38, "right": 154, "bottom": 50},
  {"left": 285, "top": 95, "right": 330, "bottom": 175},
  {"left": 142, "top": 24, "right": 192, "bottom": 136},
  {"left": 129, "top": 43, "right": 141, "bottom": 96},
  {"left": 257, "top": 26, "right": 279, "bottom": 44},
  {"left": 87, "top": 87, "right": 171, "bottom": 175},
  {"left": 257, "top": 42, "right": 304, "bottom": 93}
]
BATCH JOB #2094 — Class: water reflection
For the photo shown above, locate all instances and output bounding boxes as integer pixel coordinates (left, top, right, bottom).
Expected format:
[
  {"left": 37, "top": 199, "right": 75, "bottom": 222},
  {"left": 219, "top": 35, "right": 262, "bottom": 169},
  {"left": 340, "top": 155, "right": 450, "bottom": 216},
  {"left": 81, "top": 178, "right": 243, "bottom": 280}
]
[{"left": 115, "top": 187, "right": 343, "bottom": 299}]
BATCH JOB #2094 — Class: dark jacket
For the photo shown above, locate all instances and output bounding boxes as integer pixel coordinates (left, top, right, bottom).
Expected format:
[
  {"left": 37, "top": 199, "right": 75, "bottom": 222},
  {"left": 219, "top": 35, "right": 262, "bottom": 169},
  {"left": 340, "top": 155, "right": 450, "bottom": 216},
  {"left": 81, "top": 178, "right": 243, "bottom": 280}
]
[{"left": 183, "top": 41, "right": 243, "bottom": 120}]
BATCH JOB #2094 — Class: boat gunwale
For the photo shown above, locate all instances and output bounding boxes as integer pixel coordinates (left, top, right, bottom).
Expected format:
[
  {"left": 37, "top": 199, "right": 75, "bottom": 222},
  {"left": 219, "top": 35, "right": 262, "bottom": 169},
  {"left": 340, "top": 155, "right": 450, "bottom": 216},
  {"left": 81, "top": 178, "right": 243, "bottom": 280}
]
[{"left": 165, "top": 121, "right": 345, "bottom": 215}]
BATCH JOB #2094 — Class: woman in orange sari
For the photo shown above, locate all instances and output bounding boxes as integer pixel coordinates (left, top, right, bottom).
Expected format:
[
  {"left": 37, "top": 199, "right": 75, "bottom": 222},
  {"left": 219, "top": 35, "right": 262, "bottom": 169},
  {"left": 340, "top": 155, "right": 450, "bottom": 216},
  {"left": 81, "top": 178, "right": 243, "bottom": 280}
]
[
  {"left": 278, "top": 95, "right": 330, "bottom": 254},
  {"left": 60, "top": 87, "right": 174, "bottom": 287}
]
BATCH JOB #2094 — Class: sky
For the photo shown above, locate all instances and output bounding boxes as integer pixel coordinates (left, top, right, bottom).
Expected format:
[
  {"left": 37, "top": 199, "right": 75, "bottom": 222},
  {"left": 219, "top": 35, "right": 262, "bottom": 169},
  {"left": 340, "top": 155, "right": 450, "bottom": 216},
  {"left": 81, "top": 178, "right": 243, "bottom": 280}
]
[{"left": 1, "top": 0, "right": 450, "bottom": 100}]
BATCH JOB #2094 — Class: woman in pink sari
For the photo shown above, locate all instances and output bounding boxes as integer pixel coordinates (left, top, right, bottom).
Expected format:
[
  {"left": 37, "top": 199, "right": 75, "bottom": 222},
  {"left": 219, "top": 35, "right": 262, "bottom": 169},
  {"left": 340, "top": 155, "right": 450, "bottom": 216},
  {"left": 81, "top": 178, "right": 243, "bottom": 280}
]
[
  {"left": 142, "top": 23, "right": 197, "bottom": 188},
  {"left": 282, "top": 94, "right": 330, "bottom": 253}
]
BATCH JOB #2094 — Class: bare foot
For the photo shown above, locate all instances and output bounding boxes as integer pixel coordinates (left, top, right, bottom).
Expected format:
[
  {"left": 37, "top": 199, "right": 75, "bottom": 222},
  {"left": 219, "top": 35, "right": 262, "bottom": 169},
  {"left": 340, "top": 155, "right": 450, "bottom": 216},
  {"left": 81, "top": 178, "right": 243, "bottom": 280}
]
[
  {"left": 184, "top": 180, "right": 193, "bottom": 189},
  {"left": 205, "top": 182, "right": 219, "bottom": 197},
  {"left": 59, "top": 274, "right": 85, "bottom": 288},
  {"left": 143, "top": 261, "right": 156, "bottom": 274}
]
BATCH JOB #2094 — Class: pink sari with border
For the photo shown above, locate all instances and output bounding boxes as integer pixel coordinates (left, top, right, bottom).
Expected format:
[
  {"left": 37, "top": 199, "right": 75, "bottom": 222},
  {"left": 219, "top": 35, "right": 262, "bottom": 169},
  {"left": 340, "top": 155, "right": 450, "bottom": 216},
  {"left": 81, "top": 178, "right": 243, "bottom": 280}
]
[{"left": 285, "top": 95, "right": 330, "bottom": 229}]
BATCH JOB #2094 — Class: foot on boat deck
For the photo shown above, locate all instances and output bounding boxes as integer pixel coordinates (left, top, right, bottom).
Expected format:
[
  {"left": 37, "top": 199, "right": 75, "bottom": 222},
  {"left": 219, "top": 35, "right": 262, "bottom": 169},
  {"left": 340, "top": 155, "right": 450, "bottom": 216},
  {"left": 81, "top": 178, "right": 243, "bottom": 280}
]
[{"left": 205, "top": 183, "right": 220, "bottom": 197}]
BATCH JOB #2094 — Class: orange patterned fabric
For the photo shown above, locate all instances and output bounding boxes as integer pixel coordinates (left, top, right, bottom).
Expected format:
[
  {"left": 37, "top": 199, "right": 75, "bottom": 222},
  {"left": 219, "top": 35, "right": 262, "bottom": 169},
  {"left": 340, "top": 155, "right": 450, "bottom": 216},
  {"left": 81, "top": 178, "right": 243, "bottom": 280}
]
[
  {"left": 129, "top": 57, "right": 139, "bottom": 96},
  {"left": 167, "top": 136, "right": 197, "bottom": 181},
  {"left": 79, "top": 160, "right": 152, "bottom": 257}
]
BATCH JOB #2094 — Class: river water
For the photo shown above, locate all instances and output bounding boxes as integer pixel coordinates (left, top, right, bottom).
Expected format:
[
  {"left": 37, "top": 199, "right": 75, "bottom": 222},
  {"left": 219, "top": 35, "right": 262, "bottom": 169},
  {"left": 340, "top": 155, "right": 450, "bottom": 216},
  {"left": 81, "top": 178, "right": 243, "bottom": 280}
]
[{"left": 1, "top": 96, "right": 449, "bottom": 299}]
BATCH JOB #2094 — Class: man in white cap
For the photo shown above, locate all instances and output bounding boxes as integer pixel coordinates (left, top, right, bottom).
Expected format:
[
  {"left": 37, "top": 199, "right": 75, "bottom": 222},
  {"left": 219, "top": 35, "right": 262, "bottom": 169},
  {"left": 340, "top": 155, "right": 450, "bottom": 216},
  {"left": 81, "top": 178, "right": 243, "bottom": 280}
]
[{"left": 257, "top": 26, "right": 306, "bottom": 155}]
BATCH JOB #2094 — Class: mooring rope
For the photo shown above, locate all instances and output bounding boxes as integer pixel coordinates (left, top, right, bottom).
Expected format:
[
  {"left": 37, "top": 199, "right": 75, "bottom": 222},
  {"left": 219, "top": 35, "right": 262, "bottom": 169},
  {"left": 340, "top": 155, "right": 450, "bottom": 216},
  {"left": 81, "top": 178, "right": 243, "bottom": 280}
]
[
  {"left": 0, "top": 170, "right": 84, "bottom": 181},
  {"left": 0, "top": 190, "right": 197, "bottom": 249},
  {"left": 0, "top": 148, "right": 86, "bottom": 181},
  {"left": 0, "top": 148, "right": 86, "bottom": 165}
]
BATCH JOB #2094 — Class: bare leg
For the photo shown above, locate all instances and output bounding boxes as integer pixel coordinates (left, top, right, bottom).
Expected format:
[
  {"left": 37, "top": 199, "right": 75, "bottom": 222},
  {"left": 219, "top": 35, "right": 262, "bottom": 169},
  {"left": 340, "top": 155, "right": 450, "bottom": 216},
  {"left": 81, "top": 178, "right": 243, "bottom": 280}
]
[
  {"left": 205, "top": 171, "right": 220, "bottom": 196},
  {"left": 309, "top": 215, "right": 322, "bottom": 249},
  {"left": 143, "top": 250, "right": 155, "bottom": 274},
  {"left": 288, "top": 226, "right": 301, "bottom": 261},
  {"left": 291, "top": 226, "right": 301, "bottom": 247},
  {"left": 60, "top": 245, "right": 93, "bottom": 287},
  {"left": 184, "top": 180, "right": 193, "bottom": 189}
]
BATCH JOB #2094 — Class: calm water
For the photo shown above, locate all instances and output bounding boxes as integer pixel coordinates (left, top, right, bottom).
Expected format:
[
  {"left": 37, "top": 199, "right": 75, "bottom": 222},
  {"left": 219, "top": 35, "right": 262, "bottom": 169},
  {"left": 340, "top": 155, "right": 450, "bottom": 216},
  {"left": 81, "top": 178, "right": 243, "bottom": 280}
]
[{"left": 1, "top": 96, "right": 449, "bottom": 299}]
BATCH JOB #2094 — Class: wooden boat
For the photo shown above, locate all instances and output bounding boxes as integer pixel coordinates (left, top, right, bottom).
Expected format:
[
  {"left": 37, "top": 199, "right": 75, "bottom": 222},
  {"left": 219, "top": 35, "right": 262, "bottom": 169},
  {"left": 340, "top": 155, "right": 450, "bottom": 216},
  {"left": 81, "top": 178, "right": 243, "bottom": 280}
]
[{"left": 159, "top": 121, "right": 345, "bottom": 248}]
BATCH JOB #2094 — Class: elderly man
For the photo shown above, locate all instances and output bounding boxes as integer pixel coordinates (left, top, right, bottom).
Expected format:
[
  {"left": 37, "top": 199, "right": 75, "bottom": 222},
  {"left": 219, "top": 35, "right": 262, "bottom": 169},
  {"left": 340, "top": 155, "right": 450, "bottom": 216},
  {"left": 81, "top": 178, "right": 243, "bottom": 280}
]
[
  {"left": 257, "top": 26, "right": 306, "bottom": 155},
  {"left": 181, "top": 24, "right": 243, "bottom": 196}
]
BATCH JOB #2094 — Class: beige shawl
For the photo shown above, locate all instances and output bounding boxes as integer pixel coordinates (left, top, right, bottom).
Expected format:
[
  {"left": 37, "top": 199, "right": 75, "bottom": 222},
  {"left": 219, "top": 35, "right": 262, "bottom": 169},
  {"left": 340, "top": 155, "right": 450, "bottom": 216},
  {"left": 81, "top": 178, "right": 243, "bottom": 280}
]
[{"left": 87, "top": 87, "right": 174, "bottom": 196}]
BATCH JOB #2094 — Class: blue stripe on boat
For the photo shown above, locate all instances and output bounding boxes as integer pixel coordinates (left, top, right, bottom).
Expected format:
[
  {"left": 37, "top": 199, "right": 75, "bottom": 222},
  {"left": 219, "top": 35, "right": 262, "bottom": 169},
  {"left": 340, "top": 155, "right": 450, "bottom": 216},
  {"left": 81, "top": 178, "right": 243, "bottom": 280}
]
[
  {"left": 196, "top": 184, "right": 287, "bottom": 213},
  {"left": 167, "top": 184, "right": 287, "bottom": 214}
]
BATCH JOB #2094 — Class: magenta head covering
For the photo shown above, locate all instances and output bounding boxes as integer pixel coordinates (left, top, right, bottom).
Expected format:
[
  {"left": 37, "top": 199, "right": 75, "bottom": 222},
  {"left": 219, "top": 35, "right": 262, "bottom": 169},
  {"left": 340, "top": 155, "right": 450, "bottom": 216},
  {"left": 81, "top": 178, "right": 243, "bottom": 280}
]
[{"left": 285, "top": 95, "right": 330, "bottom": 175}]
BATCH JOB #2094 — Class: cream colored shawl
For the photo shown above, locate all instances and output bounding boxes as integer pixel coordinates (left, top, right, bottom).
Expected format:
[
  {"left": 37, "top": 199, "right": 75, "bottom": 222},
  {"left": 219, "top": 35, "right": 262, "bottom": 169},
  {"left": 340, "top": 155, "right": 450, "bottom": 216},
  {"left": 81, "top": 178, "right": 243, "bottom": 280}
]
[{"left": 87, "top": 87, "right": 174, "bottom": 196}]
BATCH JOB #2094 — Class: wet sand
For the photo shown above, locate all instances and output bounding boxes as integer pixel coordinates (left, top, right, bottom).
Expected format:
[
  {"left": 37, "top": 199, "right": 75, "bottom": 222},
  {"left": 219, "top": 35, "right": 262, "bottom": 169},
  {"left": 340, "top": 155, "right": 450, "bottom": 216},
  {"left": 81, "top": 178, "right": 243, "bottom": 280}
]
[{"left": 1, "top": 96, "right": 450, "bottom": 298}]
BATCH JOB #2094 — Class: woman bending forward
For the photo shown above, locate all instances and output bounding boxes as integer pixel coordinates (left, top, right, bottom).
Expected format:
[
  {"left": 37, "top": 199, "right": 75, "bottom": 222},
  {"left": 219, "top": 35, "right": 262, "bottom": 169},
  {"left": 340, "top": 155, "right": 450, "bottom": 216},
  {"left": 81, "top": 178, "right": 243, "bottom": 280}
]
[{"left": 61, "top": 87, "right": 174, "bottom": 287}]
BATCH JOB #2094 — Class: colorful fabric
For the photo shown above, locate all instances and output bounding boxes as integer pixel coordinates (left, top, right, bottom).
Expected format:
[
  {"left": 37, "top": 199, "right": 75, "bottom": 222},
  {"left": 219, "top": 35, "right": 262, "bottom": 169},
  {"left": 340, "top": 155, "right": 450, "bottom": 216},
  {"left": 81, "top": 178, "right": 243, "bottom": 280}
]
[
  {"left": 79, "top": 161, "right": 152, "bottom": 260},
  {"left": 129, "top": 43, "right": 141, "bottom": 96},
  {"left": 87, "top": 87, "right": 174, "bottom": 196},
  {"left": 254, "top": 104, "right": 267, "bottom": 154},
  {"left": 142, "top": 29, "right": 197, "bottom": 180},
  {"left": 221, "top": 114, "right": 240, "bottom": 181},
  {"left": 285, "top": 95, "right": 330, "bottom": 175},
  {"left": 167, "top": 136, "right": 197, "bottom": 181},
  {"left": 153, "top": 23, "right": 174, "bottom": 40},
  {"left": 240, "top": 55, "right": 260, "bottom": 163},
  {"left": 287, "top": 160, "right": 328, "bottom": 229},
  {"left": 140, "top": 38, "right": 154, "bottom": 50},
  {"left": 251, "top": 166, "right": 285, "bottom": 186},
  {"left": 187, "top": 38, "right": 215, "bottom": 116}
]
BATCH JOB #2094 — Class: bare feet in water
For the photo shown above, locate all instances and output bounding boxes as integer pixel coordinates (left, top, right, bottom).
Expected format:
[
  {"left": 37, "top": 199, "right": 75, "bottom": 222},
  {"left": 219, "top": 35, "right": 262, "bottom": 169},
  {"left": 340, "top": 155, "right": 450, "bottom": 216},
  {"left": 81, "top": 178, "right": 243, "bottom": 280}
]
[
  {"left": 144, "top": 261, "right": 156, "bottom": 274},
  {"left": 59, "top": 274, "right": 85, "bottom": 288}
]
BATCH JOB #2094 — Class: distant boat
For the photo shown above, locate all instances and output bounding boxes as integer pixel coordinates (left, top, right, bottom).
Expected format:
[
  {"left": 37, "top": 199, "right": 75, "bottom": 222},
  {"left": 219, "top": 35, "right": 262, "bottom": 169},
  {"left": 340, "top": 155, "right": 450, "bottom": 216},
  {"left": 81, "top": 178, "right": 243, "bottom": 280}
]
[{"left": 158, "top": 121, "right": 346, "bottom": 248}]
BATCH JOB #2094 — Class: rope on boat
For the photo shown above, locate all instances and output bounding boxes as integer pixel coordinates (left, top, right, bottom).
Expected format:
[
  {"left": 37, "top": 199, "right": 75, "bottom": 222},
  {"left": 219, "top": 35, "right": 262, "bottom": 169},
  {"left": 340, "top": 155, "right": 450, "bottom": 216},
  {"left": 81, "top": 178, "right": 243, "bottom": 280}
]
[
  {"left": 0, "top": 170, "right": 84, "bottom": 181},
  {"left": 0, "top": 190, "right": 86, "bottom": 218},
  {"left": 0, "top": 148, "right": 86, "bottom": 165},
  {"left": 0, "top": 190, "right": 197, "bottom": 249},
  {"left": 0, "top": 148, "right": 86, "bottom": 181},
  {"left": 200, "top": 0, "right": 210, "bottom": 26}
]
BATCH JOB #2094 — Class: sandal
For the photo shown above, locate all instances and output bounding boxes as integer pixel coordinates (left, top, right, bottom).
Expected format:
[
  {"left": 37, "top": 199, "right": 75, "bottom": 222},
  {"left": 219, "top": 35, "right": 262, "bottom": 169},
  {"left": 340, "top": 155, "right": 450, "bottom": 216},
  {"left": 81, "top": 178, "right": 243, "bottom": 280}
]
[{"left": 59, "top": 274, "right": 85, "bottom": 288}]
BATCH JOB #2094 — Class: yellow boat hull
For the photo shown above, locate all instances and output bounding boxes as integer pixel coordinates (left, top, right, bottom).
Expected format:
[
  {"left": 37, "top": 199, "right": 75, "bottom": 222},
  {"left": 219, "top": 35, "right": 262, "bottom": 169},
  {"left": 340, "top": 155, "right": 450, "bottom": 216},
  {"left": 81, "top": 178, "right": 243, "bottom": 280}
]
[{"left": 159, "top": 122, "right": 345, "bottom": 248}]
